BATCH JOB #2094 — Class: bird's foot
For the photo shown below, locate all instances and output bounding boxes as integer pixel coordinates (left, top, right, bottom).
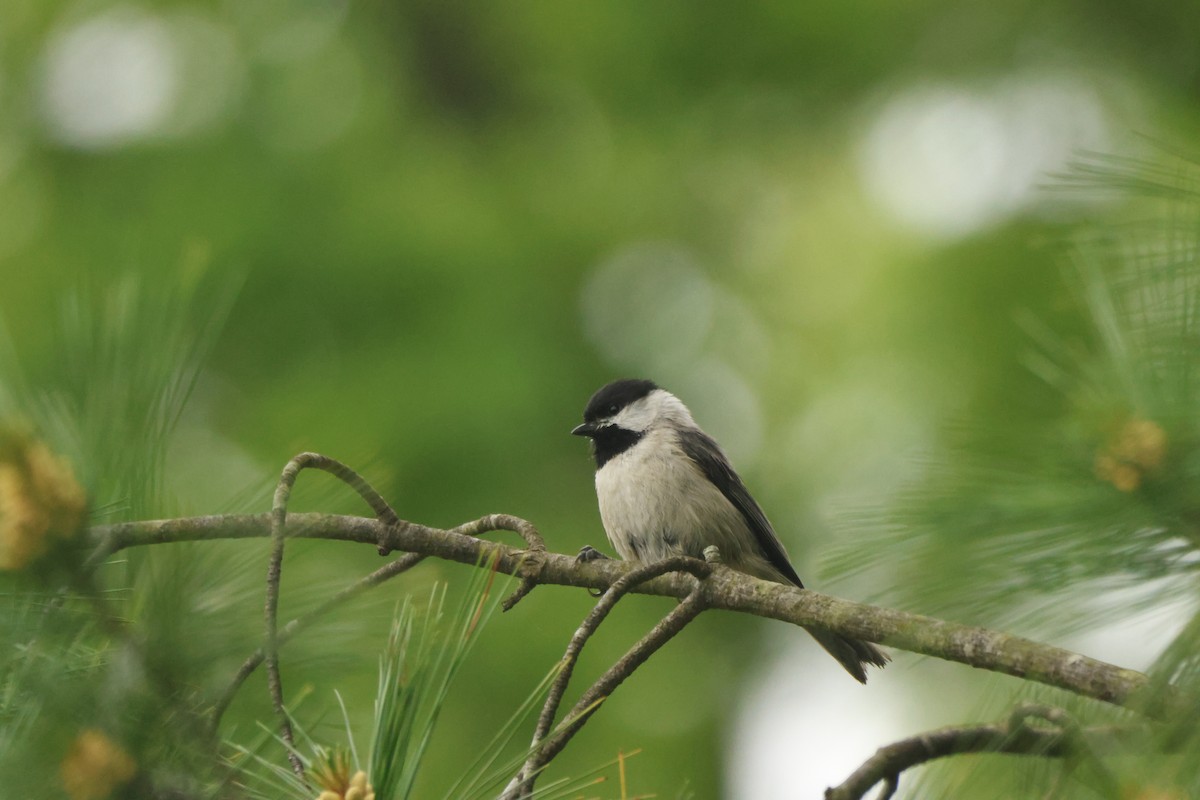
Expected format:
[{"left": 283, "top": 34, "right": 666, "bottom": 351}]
[
  {"left": 577, "top": 546, "right": 610, "bottom": 597},
  {"left": 576, "top": 545, "right": 610, "bottom": 564}
]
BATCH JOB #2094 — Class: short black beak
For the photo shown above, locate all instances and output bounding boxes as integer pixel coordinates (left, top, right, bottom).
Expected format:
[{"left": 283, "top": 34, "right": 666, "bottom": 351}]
[{"left": 571, "top": 422, "right": 597, "bottom": 437}]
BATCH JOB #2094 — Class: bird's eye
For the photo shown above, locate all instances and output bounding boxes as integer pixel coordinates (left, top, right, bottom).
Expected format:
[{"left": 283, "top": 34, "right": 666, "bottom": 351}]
[{"left": 608, "top": 404, "right": 619, "bottom": 415}]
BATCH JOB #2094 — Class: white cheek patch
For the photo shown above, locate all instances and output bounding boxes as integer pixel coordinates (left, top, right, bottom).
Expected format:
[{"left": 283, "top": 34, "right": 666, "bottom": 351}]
[
  {"left": 612, "top": 400, "right": 653, "bottom": 432},
  {"left": 612, "top": 389, "right": 681, "bottom": 432}
]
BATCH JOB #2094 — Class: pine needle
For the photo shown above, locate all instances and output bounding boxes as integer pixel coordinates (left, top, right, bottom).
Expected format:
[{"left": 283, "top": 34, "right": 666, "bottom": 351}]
[{"left": 369, "top": 553, "right": 506, "bottom": 799}]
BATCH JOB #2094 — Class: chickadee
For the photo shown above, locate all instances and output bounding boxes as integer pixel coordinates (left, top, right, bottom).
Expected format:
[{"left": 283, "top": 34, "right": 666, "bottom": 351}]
[{"left": 572, "top": 378, "right": 888, "bottom": 683}]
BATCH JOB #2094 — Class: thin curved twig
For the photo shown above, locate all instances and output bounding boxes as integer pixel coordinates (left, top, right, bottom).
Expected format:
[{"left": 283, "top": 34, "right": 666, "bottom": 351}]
[
  {"left": 264, "top": 456, "right": 306, "bottom": 776},
  {"left": 262, "top": 453, "right": 402, "bottom": 779},
  {"left": 451, "top": 513, "right": 546, "bottom": 550},
  {"left": 824, "top": 704, "right": 1142, "bottom": 800},
  {"left": 299, "top": 453, "right": 402, "bottom": 529},
  {"left": 451, "top": 513, "right": 546, "bottom": 610},
  {"left": 211, "top": 514, "right": 552, "bottom": 729},
  {"left": 504, "top": 554, "right": 713, "bottom": 798}
]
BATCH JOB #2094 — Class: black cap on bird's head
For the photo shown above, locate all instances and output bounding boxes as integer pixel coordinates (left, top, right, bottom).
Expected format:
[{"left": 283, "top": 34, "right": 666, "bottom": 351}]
[{"left": 571, "top": 378, "right": 658, "bottom": 437}]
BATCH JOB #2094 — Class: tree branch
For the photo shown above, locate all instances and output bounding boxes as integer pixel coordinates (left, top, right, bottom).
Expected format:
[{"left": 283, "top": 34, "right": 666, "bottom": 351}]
[
  {"left": 264, "top": 457, "right": 306, "bottom": 777},
  {"left": 825, "top": 704, "right": 1140, "bottom": 800},
  {"left": 534, "top": 575, "right": 708, "bottom": 770},
  {"left": 505, "top": 554, "right": 713, "bottom": 798},
  {"left": 208, "top": 515, "right": 546, "bottom": 729},
  {"left": 261, "top": 452, "right": 414, "bottom": 780},
  {"left": 88, "top": 512, "right": 1155, "bottom": 713}
]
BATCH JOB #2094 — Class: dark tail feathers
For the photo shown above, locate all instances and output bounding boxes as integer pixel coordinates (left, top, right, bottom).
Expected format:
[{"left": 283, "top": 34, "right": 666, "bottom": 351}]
[{"left": 805, "top": 627, "right": 889, "bottom": 684}]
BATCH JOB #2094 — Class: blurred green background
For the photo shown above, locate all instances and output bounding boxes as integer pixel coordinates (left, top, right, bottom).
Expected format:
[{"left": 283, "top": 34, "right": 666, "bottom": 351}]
[{"left": 3, "top": 0, "right": 1200, "bottom": 798}]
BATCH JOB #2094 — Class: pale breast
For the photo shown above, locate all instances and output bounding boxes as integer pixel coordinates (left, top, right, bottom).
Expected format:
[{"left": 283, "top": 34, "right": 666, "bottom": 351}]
[{"left": 594, "top": 428, "right": 764, "bottom": 568}]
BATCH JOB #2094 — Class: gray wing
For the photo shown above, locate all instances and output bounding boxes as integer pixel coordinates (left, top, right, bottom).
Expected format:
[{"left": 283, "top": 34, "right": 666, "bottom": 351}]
[{"left": 678, "top": 429, "right": 805, "bottom": 588}]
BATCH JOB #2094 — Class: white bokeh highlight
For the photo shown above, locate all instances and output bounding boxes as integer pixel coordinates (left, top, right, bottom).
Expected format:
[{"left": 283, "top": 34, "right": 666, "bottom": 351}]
[
  {"left": 39, "top": 9, "right": 178, "bottom": 149},
  {"left": 728, "top": 638, "right": 906, "bottom": 800},
  {"left": 582, "top": 241, "right": 717, "bottom": 375},
  {"left": 580, "top": 242, "right": 774, "bottom": 464},
  {"left": 38, "top": 8, "right": 246, "bottom": 149},
  {"left": 160, "top": 13, "right": 244, "bottom": 139},
  {"left": 671, "top": 358, "right": 764, "bottom": 468},
  {"left": 858, "top": 75, "right": 1110, "bottom": 238}
]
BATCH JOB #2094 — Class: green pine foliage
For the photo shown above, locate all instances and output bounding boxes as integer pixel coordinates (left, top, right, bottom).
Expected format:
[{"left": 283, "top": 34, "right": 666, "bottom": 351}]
[
  {"left": 829, "top": 154, "right": 1200, "bottom": 798},
  {"left": 368, "top": 564, "right": 501, "bottom": 799},
  {"left": 0, "top": 275, "right": 643, "bottom": 799}
]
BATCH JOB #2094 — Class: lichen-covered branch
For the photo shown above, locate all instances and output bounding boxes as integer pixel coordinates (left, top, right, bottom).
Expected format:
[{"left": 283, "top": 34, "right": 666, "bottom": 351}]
[{"left": 88, "top": 512, "right": 1154, "bottom": 713}]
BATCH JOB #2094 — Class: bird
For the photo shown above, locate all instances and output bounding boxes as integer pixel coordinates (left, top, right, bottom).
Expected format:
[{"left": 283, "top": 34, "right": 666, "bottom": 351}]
[{"left": 571, "top": 378, "right": 888, "bottom": 683}]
